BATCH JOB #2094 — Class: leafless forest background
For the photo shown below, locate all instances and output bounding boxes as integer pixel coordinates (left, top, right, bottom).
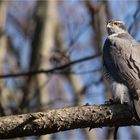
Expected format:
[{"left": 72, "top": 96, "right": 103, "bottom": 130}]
[{"left": 0, "top": 0, "right": 140, "bottom": 139}]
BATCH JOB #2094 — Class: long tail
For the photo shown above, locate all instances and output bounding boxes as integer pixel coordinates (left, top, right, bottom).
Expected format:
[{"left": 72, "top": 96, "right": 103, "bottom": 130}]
[
  {"left": 114, "top": 126, "right": 119, "bottom": 139},
  {"left": 132, "top": 99, "right": 140, "bottom": 122}
]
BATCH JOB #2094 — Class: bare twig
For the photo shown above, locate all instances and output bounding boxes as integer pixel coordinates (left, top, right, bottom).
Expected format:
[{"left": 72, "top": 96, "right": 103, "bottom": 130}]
[
  {"left": 0, "top": 53, "right": 101, "bottom": 78},
  {"left": 128, "top": 2, "right": 140, "bottom": 33}
]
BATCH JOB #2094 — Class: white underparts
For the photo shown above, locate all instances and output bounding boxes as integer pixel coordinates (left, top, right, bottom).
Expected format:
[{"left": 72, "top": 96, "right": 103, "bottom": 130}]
[{"left": 111, "top": 81, "right": 130, "bottom": 104}]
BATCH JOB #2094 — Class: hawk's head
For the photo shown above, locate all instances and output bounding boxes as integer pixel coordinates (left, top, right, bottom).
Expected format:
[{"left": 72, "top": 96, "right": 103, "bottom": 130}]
[{"left": 107, "top": 19, "right": 128, "bottom": 35}]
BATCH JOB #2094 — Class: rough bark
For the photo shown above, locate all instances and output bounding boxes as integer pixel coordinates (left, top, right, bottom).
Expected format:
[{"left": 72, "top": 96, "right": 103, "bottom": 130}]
[{"left": 0, "top": 104, "right": 138, "bottom": 139}]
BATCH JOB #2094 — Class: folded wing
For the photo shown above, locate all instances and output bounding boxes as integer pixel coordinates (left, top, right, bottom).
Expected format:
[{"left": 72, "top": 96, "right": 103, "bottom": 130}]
[{"left": 103, "top": 33, "right": 140, "bottom": 119}]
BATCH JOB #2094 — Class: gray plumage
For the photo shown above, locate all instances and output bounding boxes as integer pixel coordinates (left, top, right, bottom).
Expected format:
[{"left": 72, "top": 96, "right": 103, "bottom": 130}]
[{"left": 103, "top": 19, "right": 140, "bottom": 119}]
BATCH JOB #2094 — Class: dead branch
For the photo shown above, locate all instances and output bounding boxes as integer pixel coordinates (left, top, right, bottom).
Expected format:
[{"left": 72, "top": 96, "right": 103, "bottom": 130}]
[{"left": 0, "top": 104, "right": 138, "bottom": 139}]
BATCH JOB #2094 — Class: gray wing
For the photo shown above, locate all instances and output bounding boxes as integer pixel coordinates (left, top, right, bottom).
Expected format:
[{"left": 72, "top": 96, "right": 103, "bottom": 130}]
[{"left": 103, "top": 35, "right": 140, "bottom": 97}]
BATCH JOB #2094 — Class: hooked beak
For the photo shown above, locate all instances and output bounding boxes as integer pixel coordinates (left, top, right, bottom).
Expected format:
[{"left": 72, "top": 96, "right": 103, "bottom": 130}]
[
  {"left": 107, "top": 23, "right": 111, "bottom": 29},
  {"left": 107, "top": 23, "right": 112, "bottom": 35}
]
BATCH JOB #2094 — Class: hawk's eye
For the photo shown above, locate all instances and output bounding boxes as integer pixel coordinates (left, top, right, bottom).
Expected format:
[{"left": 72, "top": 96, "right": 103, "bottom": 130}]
[{"left": 114, "top": 22, "right": 118, "bottom": 25}]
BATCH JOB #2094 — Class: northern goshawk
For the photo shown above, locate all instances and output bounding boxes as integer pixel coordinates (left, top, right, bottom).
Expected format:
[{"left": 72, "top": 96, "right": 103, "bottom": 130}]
[{"left": 103, "top": 19, "right": 140, "bottom": 120}]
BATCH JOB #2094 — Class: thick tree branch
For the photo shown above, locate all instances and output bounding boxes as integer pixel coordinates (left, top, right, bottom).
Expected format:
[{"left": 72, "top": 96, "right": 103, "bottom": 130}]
[
  {"left": 0, "top": 104, "right": 139, "bottom": 139},
  {"left": 0, "top": 53, "right": 101, "bottom": 79}
]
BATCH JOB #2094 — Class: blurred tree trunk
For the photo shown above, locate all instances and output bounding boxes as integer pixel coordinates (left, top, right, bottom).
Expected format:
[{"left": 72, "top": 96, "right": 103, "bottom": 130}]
[
  {"left": 36, "top": 1, "right": 58, "bottom": 140},
  {"left": 19, "top": 0, "right": 59, "bottom": 140},
  {"left": 37, "top": 0, "right": 56, "bottom": 106},
  {"left": 0, "top": 0, "right": 10, "bottom": 116},
  {"left": 51, "top": 10, "right": 91, "bottom": 140},
  {"left": 38, "top": 0, "right": 86, "bottom": 139}
]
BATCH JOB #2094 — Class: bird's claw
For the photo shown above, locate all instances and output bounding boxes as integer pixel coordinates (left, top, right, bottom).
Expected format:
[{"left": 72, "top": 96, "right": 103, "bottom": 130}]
[{"left": 104, "top": 99, "right": 118, "bottom": 105}]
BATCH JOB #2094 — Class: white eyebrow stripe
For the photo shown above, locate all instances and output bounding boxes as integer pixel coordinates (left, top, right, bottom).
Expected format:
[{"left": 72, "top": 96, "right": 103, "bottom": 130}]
[{"left": 114, "top": 21, "right": 125, "bottom": 24}]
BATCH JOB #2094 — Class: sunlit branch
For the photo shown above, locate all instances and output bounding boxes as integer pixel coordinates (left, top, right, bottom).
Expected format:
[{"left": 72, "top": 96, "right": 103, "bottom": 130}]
[{"left": 0, "top": 104, "right": 137, "bottom": 139}]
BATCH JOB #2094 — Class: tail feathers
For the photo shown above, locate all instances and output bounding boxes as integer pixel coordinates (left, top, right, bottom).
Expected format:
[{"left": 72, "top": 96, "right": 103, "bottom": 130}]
[{"left": 133, "top": 99, "right": 140, "bottom": 122}]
